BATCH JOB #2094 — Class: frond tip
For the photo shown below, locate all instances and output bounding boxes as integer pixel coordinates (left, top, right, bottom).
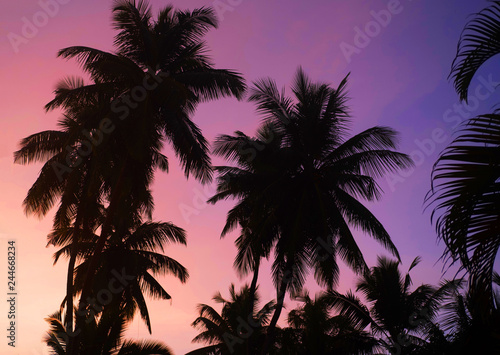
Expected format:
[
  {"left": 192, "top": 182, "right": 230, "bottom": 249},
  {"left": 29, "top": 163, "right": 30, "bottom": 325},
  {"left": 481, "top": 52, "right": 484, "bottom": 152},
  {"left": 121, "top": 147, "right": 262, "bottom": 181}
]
[{"left": 450, "top": 1, "right": 500, "bottom": 101}]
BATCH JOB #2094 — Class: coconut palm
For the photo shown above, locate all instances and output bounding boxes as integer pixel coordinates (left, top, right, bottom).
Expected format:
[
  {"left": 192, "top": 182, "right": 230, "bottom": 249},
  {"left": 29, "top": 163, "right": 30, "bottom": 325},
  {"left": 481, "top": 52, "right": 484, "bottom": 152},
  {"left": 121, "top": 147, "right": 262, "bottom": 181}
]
[
  {"left": 209, "top": 68, "right": 413, "bottom": 351},
  {"left": 14, "top": 86, "right": 168, "bottom": 338},
  {"left": 327, "top": 256, "right": 460, "bottom": 355},
  {"left": 187, "top": 284, "right": 275, "bottom": 355},
  {"left": 277, "top": 291, "right": 377, "bottom": 355},
  {"left": 17, "top": 1, "right": 245, "bottom": 351},
  {"left": 44, "top": 309, "right": 173, "bottom": 355},
  {"left": 208, "top": 127, "right": 282, "bottom": 314},
  {"left": 51, "top": 220, "right": 188, "bottom": 335},
  {"left": 450, "top": 1, "right": 500, "bottom": 101},
  {"left": 434, "top": 273, "right": 500, "bottom": 355},
  {"left": 48, "top": 2, "right": 246, "bottom": 339},
  {"left": 14, "top": 97, "right": 113, "bottom": 334}
]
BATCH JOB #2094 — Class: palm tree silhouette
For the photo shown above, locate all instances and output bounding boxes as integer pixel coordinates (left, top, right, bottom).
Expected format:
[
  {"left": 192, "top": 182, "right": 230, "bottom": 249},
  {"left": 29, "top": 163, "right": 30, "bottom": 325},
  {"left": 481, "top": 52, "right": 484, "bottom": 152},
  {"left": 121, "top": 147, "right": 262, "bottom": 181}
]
[
  {"left": 44, "top": 309, "right": 174, "bottom": 354},
  {"left": 428, "top": 0, "right": 500, "bottom": 330},
  {"left": 51, "top": 220, "right": 188, "bottom": 335},
  {"left": 433, "top": 273, "right": 500, "bottom": 354},
  {"left": 327, "top": 256, "right": 459, "bottom": 355},
  {"left": 433, "top": 0, "right": 500, "bottom": 312},
  {"left": 428, "top": 113, "right": 500, "bottom": 317},
  {"left": 187, "top": 284, "right": 275, "bottom": 355},
  {"left": 14, "top": 96, "right": 113, "bottom": 334},
  {"left": 209, "top": 68, "right": 413, "bottom": 351},
  {"left": 277, "top": 291, "right": 377, "bottom": 355},
  {"left": 16, "top": 1, "right": 246, "bottom": 352},
  {"left": 52, "top": 3, "right": 246, "bottom": 337}
]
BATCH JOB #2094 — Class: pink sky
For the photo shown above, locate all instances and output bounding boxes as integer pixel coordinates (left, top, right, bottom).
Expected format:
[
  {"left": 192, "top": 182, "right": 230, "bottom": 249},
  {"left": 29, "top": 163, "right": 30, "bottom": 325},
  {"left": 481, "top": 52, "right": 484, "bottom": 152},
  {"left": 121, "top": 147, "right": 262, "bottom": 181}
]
[{"left": 0, "top": 0, "right": 497, "bottom": 354}]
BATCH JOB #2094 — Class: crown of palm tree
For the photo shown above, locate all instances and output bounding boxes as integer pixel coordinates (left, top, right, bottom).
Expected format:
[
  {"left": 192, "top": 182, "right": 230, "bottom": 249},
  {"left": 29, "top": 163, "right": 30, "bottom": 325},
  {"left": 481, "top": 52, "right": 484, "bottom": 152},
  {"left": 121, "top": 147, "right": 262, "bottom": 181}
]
[
  {"left": 209, "top": 68, "right": 412, "bottom": 353},
  {"left": 280, "top": 290, "right": 377, "bottom": 355},
  {"left": 188, "top": 284, "right": 275, "bottom": 355},
  {"left": 44, "top": 308, "right": 174, "bottom": 355},
  {"left": 51, "top": 220, "right": 189, "bottom": 334},
  {"left": 327, "top": 256, "right": 461, "bottom": 355},
  {"left": 211, "top": 68, "right": 412, "bottom": 293}
]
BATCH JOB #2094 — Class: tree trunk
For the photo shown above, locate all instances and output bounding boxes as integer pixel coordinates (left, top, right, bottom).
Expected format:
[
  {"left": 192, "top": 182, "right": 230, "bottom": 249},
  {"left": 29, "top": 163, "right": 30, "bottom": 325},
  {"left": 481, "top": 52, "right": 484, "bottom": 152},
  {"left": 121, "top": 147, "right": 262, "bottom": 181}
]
[
  {"left": 261, "top": 269, "right": 289, "bottom": 355},
  {"left": 69, "top": 162, "right": 128, "bottom": 355},
  {"left": 249, "top": 258, "right": 260, "bottom": 311},
  {"left": 65, "top": 209, "right": 88, "bottom": 355},
  {"left": 65, "top": 243, "right": 78, "bottom": 330},
  {"left": 246, "top": 258, "right": 260, "bottom": 355}
]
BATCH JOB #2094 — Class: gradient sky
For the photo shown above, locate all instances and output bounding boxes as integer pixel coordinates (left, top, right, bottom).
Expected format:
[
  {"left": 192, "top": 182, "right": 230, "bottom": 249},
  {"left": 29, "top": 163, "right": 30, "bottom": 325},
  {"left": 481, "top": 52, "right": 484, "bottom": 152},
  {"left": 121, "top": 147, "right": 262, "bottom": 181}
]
[{"left": 0, "top": 0, "right": 498, "bottom": 354}]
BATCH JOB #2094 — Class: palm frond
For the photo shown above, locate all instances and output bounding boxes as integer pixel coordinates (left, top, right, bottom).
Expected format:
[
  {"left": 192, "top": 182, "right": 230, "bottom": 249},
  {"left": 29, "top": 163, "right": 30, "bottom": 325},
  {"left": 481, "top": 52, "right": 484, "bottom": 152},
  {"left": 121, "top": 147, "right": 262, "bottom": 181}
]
[{"left": 450, "top": 1, "right": 500, "bottom": 101}]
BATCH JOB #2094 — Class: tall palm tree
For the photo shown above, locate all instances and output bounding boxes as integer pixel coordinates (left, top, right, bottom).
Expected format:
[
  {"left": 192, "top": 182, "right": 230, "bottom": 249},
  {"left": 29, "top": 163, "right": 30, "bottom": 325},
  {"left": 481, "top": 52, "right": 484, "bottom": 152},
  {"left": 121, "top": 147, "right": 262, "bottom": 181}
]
[
  {"left": 44, "top": 309, "right": 173, "bottom": 355},
  {"left": 15, "top": 85, "right": 167, "bottom": 338},
  {"left": 327, "top": 256, "right": 459, "bottom": 355},
  {"left": 187, "top": 284, "right": 275, "bottom": 355},
  {"left": 208, "top": 127, "right": 282, "bottom": 314},
  {"left": 14, "top": 97, "right": 112, "bottom": 334},
  {"left": 17, "top": 1, "right": 245, "bottom": 352},
  {"left": 450, "top": 1, "right": 500, "bottom": 101},
  {"left": 209, "top": 68, "right": 413, "bottom": 351},
  {"left": 48, "top": 2, "right": 246, "bottom": 339},
  {"left": 278, "top": 291, "right": 377, "bottom": 355}
]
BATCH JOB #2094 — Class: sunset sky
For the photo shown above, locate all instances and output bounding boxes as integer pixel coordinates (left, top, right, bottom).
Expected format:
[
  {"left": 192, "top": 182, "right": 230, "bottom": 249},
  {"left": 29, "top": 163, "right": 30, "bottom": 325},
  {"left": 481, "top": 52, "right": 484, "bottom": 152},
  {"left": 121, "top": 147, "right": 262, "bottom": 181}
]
[{"left": 0, "top": 0, "right": 498, "bottom": 354}]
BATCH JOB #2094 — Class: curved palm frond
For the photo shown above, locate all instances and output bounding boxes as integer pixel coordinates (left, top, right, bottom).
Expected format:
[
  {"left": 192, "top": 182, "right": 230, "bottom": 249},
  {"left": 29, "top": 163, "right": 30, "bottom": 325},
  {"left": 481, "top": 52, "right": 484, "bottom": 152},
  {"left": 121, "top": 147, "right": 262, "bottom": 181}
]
[
  {"left": 428, "top": 114, "right": 500, "bottom": 309},
  {"left": 450, "top": 1, "right": 500, "bottom": 101}
]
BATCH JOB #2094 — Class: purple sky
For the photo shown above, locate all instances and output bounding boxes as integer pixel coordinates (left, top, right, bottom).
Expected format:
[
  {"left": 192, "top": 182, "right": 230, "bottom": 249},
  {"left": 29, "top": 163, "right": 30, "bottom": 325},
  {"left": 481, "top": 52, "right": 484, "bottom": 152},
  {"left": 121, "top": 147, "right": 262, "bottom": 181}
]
[{"left": 0, "top": 0, "right": 497, "bottom": 354}]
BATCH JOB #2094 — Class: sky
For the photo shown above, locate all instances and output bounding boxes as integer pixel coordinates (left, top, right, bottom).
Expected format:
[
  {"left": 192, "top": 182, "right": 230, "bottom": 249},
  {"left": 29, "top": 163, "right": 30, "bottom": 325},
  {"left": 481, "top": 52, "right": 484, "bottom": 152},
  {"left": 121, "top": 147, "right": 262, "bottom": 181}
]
[{"left": 0, "top": 0, "right": 498, "bottom": 354}]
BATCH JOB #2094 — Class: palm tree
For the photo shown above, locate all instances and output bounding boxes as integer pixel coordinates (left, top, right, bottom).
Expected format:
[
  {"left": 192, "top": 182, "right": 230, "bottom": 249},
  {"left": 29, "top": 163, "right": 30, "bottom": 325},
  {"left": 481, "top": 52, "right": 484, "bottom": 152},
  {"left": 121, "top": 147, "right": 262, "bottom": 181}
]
[
  {"left": 17, "top": 1, "right": 245, "bottom": 351},
  {"left": 277, "top": 291, "right": 377, "bottom": 355},
  {"left": 433, "top": 0, "right": 500, "bottom": 318},
  {"left": 428, "top": 113, "right": 500, "bottom": 315},
  {"left": 14, "top": 98, "right": 112, "bottom": 334},
  {"left": 14, "top": 87, "right": 167, "bottom": 339},
  {"left": 187, "top": 284, "right": 275, "bottom": 355},
  {"left": 209, "top": 68, "right": 413, "bottom": 351},
  {"left": 44, "top": 309, "right": 173, "bottom": 355},
  {"left": 208, "top": 128, "right": 282, "bottom": 314},
  {"left": 48, "top": 2, "right": 246, "bottom": 339},
  {"left": 450, "top": 1, "right": 500, "bottom": 101},
  {"left": 51, "top": 220, "right": 189, "bottom": 335},
  {"left": 327, "top": 256, "right": 460, "bottom": 355},
  {"left": 435, "top": 273, "right": 500, "bottom": 354}
]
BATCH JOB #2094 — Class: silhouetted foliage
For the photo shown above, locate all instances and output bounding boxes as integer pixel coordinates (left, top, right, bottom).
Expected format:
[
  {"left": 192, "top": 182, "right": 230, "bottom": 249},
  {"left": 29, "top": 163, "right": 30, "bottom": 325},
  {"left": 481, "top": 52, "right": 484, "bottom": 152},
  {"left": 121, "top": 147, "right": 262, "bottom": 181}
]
[{"left": 209, "top": 68, "right": 413, "bottom": 352}]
